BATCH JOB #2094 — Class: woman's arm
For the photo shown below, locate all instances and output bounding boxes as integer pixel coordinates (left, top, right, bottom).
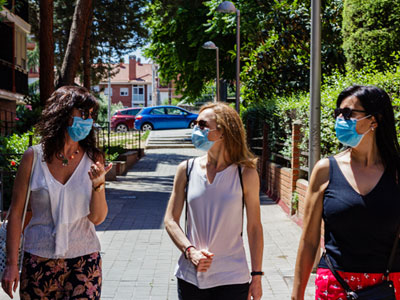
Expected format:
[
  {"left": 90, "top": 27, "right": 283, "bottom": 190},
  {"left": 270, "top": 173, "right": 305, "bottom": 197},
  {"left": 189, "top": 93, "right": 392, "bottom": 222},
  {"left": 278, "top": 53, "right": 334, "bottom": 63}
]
[
  {"left": 164, "top": 161, "right": 214, "bottom": 272},
  {"left": 291, "top": 158, "right": 329, "bottom": 300},
  {"left": 87, "top": 155, "right": 112, "bottom": 225},
  {"left": 2, "top": 148, "right": 34, "bottom": 298},
  {"left": 242, "top": 166, "right": 264, "bottom": 300}
]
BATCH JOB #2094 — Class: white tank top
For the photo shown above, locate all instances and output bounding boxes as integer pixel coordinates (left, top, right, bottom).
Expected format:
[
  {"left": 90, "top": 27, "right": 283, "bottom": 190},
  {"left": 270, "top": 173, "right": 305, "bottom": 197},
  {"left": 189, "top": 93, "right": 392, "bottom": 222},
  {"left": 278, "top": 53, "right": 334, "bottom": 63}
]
[
  {"left": 23, "top": 144, "right": 101, "bottom": 258},
  {"left": 174, "top": 158, "right": 250, "bottom": 289}
]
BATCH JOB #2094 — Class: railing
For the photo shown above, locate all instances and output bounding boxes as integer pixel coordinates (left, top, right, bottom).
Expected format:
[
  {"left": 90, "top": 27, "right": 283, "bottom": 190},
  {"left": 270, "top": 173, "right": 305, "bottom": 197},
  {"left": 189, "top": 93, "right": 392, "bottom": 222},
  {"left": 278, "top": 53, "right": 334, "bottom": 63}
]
[
  {"left": 0, "top": 109, "right": 17, "bottom": 136},
  {"left": 247, "top": 120, "right": 309, "bottom": 179},
  {"left": 95, "top": 122, "right": 142, "bottom": 154}
]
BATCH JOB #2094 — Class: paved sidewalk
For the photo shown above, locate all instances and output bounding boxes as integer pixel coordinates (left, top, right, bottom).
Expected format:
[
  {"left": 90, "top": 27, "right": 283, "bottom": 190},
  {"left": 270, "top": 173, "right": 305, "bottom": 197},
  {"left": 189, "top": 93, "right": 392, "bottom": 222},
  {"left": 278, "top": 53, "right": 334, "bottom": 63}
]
[{"left": 0, "top": 147, "right": 315, "bottom": 299}]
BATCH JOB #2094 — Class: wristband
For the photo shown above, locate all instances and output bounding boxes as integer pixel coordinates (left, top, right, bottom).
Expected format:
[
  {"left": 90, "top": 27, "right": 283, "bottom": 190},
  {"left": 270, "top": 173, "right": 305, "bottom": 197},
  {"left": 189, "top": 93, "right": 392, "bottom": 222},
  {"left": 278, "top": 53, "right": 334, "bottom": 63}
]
[
  {"left": 93, "top": 182, "right": 105, "bottom": 192},
  {"left": 184, "top": 245, "right": 195, "bottom": 259},
  {"left": 251, "top": 271, "right": 264, "bottom": 276}
]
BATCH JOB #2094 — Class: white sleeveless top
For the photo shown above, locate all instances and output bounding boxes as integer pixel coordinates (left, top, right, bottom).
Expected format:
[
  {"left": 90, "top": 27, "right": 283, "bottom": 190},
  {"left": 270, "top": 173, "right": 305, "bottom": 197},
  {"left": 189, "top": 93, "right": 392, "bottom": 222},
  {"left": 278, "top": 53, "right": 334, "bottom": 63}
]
[
  {"left": 174, "top": 158, "right": 250, "bottom": 289},
  {"left": 23, "top": 144, "right": 101, "bottom": 258}
]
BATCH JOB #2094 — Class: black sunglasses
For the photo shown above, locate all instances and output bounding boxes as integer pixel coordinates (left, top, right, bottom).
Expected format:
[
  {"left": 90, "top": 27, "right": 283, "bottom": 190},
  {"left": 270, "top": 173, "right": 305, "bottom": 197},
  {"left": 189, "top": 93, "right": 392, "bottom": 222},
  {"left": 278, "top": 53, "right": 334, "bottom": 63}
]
[
  {"left": 334, "top": 107, "right": 367, "bottom": 120},
  {"left": 79, "top": 108, "right": 97, "bottom": 120},
  {"left": 193, "top": 120, "right": 209, "bottom": 129}
]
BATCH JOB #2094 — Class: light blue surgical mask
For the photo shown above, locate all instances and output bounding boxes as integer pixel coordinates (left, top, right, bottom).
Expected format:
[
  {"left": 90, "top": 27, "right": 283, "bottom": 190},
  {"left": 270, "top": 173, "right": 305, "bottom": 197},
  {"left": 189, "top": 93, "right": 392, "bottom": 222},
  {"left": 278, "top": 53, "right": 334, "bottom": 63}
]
[
  {"left": 334, "top": 115, "right": 371, "bottom": 147},
  {"left": 191, "top": 125, "right": 215, "bottom": 151},
  {"left": 67, "top": 117, "right": 93, "bottom": 142}
]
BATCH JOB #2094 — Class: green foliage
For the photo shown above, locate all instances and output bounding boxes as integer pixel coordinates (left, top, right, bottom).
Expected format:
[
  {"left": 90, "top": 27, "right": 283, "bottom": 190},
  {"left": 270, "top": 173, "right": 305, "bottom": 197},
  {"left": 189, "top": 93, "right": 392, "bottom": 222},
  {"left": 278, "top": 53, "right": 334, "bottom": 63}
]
[
  {"left": 0, "top": 131, "right": 40, "bottom": 209},
  {"left": 96, "top": 94, "right": 125, "bottom": 123},
  {"left": 342, "top": 0, "right": 400, "bottom": 71},
  {"left": 15, "top": 81, "right": 42, "bottom": 133},
  {"left": 145, "top": 0, "right": 345, "bottom": 104},
  {"left": 243, "top": 65, "right": 400, "bottom": 167},
  {"left": 28, "top": 0, "right": 149, "bottom": 85}
]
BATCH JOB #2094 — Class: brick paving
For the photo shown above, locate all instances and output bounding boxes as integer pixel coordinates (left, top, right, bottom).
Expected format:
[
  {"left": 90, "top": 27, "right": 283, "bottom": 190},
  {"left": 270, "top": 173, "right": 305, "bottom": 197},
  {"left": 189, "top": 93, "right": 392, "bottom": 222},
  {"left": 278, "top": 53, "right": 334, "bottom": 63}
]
[{"left": 0, "top": 144, "right": 315, "bottom": 300}]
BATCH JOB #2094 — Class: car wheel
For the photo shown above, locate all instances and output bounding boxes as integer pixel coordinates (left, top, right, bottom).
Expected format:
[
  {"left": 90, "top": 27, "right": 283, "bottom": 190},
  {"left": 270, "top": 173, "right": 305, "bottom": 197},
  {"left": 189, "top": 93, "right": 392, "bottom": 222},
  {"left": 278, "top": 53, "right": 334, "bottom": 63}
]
[
  {"left": 189, "top": 121, "right": 195, "bottom": 129},
  {"left": 141, "top": 123, "right": 153, "bottom": 131},
  {"left": 115, "top": 123, "right": 129, "bottom": 132}
]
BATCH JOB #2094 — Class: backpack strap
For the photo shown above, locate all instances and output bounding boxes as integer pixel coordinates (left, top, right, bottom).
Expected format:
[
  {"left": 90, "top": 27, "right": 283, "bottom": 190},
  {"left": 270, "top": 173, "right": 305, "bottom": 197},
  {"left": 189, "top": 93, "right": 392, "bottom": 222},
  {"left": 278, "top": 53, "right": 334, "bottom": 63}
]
[
  {"left": 238, "top": 165, "right": 244, "bottom": 236},
  {"left": 185, "top": 158, "right": 195, "bottom": 235}
]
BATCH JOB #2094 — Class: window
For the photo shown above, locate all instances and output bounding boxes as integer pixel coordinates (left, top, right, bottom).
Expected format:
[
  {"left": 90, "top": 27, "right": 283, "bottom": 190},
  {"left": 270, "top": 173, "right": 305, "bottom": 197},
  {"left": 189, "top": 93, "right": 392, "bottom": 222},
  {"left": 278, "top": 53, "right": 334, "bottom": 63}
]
[
  {"left": 150, "top": 108, "right": 165, "bottom": 115},
  {"left": 166, "top": 108, "right": 185, "bottom": 115},
  {"left": 127, "top": 109, "right": 141, "bottom": 116},
  {"left": 104, "top": 87, "right": 113, "bottom": 96},
  {"left": 120, "top": 88, "right": 129, "bottom": 96},
  {"left": 132, "top": 85, "right": 144, "bottom": 103}
]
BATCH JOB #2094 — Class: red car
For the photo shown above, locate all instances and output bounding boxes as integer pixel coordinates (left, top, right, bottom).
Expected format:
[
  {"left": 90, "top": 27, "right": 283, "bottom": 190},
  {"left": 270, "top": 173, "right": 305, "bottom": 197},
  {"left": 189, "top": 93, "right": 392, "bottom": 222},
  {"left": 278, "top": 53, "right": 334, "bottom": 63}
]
[{"left": 111, "top": 107, "right": 143, "bottom": 132}]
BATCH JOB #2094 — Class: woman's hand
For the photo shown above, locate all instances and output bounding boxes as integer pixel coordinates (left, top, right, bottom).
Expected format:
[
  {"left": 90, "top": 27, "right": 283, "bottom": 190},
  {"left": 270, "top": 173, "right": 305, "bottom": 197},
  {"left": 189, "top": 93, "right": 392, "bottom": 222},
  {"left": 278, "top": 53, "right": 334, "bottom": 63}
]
[
  {"left": 1, "top": 264, "right": 19, "bottom": 299},
  {"left": 188, "top": 249, "right": 214, "bottom": 272},
  {"left": 247, "top": 276, "right": 262, "bottom": 300},
  {"left": 88, "top": 161, "right": 112, "bottom": 188}
]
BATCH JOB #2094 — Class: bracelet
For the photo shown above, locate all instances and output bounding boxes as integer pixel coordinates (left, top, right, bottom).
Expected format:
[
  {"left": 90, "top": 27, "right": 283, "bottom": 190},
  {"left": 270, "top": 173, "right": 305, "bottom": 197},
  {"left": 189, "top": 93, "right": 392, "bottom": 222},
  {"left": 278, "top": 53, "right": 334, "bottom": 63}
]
[
  {"left": 251, "top": 271, "right": 264, "bottom": 276},
  {"left": 93, "top": 182, "right": 105, "bottom": 192},
  {"left": 184, "top": 245, "right": 195, "bottom": 259}
]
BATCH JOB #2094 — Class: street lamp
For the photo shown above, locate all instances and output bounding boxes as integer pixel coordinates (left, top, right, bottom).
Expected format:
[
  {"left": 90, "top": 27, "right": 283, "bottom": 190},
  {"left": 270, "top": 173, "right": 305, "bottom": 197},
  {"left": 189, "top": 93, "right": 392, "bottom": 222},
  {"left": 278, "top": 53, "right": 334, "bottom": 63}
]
[
  {"left": 216, "top": 1, "right": 240, "bottom": 113},
  {"left": 202, "top": 41, "right": 220, "bottom": 102}
]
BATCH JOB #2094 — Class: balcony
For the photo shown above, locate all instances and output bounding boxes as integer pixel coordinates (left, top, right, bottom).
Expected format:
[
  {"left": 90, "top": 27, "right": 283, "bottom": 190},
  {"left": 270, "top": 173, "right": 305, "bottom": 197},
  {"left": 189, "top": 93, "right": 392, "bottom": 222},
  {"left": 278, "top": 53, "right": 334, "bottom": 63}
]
[
  {"left": 0, "top": 63, "right": 28, "bottom": 95},
  {"left": 4, "top": 0, "right": 29, "bottom": 23}
]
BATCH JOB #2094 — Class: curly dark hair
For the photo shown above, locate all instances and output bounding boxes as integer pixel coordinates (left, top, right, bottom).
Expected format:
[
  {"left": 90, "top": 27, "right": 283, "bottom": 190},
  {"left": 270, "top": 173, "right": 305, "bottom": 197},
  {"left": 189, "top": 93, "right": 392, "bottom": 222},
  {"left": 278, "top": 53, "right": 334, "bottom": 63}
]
[{"left": 36, "top": 86, "right": 103, "bottom": 163}]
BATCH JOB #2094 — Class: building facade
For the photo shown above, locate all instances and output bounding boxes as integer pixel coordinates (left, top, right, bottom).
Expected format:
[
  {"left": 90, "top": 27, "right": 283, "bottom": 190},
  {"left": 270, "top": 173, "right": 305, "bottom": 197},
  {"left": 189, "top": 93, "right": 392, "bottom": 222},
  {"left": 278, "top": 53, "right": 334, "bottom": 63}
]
[
  {"left": 98, "top": 56, "right": 181, "bottom": 108},
  {"left": 0, "top": 1, "right": 30, "bottom": 133}
]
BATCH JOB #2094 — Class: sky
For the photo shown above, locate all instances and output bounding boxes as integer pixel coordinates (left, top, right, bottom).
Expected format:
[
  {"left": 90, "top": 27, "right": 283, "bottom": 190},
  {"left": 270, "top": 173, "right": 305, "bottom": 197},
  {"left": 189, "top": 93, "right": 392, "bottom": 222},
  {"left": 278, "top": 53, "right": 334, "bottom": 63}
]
[{"left": 124, "top": 48, "right": 151, "bottom": 64}]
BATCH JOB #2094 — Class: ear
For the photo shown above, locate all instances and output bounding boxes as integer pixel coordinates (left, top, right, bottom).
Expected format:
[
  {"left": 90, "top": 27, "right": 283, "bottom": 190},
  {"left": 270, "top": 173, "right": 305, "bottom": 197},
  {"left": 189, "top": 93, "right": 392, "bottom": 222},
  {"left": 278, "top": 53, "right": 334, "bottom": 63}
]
[{"left": 370, "top": 116, "right": 378, "bottom": 130}]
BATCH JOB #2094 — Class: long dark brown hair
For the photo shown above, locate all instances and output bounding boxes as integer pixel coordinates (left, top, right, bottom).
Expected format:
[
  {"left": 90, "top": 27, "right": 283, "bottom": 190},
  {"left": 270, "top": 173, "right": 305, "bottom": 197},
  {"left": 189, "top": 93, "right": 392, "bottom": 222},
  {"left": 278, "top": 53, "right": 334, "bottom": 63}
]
[
  {"left": 337, "top": 85, "right": 400, "bottom": 178},
  {"left": 36, "top": 86, "right": 102, "bottom": 163}
]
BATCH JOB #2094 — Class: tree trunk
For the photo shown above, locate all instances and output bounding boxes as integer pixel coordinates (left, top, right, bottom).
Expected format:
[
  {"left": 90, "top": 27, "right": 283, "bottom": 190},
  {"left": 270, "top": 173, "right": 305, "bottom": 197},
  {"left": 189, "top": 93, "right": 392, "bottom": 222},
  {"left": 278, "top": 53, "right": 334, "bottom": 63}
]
[
  {"left": 56, "top": 0, "right": 93, "bottom": 88},
  {"left": 39, "top": 0, "right": 54, "bottom": 107},
  {"left": 83, "top": 4, "right": 93, "bottom": 90}
]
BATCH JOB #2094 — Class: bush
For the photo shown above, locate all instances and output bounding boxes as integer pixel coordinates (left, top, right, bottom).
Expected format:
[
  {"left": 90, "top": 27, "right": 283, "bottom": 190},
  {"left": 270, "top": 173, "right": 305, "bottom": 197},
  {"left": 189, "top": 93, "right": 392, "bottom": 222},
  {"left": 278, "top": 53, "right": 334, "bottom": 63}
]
[{"left": 242, "top": 65, "right": 400, "bottom": 166}]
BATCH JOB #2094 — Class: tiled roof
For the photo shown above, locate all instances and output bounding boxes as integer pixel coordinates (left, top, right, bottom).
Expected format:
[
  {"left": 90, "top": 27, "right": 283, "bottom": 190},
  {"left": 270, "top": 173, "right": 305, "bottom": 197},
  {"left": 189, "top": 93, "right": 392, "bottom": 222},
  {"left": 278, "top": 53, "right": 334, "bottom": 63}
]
[{"left": 100, "top": 63, "right": 152, "bottom": 84}]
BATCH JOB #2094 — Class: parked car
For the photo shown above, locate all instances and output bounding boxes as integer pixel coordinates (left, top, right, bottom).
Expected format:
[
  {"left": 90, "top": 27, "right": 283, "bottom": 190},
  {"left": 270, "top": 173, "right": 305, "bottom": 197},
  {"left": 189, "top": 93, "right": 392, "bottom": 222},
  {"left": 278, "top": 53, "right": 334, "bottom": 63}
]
[
  {"left": 134, "top": 106, "right": 198, "bottom": 131},
  {"left": 111, "top": 107, "right": 143, "bottom": 132}
]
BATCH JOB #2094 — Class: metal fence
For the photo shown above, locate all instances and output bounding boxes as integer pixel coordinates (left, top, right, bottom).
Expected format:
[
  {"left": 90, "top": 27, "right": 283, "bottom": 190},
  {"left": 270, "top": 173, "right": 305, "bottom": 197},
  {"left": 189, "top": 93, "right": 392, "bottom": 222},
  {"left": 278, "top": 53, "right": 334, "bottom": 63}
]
[{"left": 95, "top": 122, "right": 142, "bottom": 153}]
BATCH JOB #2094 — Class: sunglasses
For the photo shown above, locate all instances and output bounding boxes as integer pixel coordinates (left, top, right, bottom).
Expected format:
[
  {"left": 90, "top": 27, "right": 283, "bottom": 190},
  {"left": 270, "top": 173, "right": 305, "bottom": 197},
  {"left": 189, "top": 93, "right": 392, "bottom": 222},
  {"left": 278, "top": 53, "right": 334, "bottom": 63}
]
[
  {"left": 193, "top": 120, "right": 209, "bottom": 129},
  {"left": 79, "top": 108, "right": 97, "bottom": 120},
  {"left": 334, "top": 107, "right": 367, "bottom": 120}
]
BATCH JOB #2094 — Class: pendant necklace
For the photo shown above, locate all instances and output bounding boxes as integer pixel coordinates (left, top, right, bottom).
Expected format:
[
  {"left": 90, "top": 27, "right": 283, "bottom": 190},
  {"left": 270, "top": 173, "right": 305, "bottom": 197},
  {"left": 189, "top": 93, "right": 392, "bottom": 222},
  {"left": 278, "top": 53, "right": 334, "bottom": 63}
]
[{"left": 57, "top": 149, "right": 80, "bottom": 166}]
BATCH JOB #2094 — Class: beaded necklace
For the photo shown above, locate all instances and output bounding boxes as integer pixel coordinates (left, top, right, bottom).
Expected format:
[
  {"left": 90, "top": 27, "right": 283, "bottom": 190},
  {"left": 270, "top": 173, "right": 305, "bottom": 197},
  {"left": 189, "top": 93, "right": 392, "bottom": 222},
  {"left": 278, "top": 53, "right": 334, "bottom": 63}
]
[{"left": 57, "top": 149, "right": 80, "bottom": 166}]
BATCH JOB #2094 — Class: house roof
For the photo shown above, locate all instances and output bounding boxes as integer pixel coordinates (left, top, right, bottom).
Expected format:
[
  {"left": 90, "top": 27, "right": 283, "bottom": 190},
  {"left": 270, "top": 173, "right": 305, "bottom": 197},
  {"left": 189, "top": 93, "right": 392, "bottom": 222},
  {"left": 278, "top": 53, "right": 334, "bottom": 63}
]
[{"left": 99, "top": 62, "right": 152, "bottom": 85}]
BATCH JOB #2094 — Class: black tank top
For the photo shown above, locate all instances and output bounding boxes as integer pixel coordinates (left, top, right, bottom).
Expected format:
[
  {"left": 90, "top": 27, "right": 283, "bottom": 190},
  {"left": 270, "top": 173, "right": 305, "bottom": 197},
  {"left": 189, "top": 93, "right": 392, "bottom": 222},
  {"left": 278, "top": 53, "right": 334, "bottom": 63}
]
[{"left": 319, "top": 156, "right": 400, "bottom": 272}]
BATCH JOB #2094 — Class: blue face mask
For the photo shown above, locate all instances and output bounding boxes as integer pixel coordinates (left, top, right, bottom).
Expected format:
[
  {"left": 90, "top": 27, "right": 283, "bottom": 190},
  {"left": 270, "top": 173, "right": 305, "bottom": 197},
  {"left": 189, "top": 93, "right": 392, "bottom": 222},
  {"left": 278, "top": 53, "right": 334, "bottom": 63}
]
[
  {"left": 67, "top": 117, "right": 94, "bottom": 142},
  {"left": 191, "top": 125, "right": 215, "bottom": 151},
  {"left": 334, "top": 115, "right": 371, "bottom": 147}
]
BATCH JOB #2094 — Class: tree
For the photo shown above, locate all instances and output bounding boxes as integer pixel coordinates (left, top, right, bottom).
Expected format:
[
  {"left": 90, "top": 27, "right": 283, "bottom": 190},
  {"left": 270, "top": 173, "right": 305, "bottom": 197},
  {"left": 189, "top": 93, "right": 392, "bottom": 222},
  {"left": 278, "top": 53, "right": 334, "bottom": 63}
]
[
  {"left": 29, "top": 0, "right": 149, "bottom": 90},
  {"left": 342, "top": 0, "right": 400, "bottom": 71},
  {"left": 39, "top": 0, "right": 54, "bottom": 106},
  {"left": 56, "top": 0, "right": 92, "bottom": 87},
  {"left": 145, "top": 0, "right": 345, "bottom": 103}
]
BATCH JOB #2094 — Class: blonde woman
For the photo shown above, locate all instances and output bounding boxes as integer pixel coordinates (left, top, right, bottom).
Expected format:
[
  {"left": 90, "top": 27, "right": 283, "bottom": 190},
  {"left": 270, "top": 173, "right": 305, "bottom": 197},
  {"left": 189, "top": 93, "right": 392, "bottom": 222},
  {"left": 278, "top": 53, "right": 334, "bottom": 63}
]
[{"left": 165, "top": 102, "right": 264, "bottom": 300}]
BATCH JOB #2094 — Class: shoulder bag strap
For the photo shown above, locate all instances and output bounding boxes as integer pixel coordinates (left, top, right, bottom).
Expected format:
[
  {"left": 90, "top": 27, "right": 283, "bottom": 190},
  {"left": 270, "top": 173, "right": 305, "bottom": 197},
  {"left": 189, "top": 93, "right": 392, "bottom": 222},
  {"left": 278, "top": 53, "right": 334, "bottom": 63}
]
[
  {"left": 18, "top": 146, "right": 37, "bottom": 270},
  {"left": 185, "top": 158, "right": 195, "bottom": 235},
  {"left": 323, "top": 252, "right": 356, "bottom": 297},
  {"left": 238, "top": 165, "right": 244, "bottom": 236}
]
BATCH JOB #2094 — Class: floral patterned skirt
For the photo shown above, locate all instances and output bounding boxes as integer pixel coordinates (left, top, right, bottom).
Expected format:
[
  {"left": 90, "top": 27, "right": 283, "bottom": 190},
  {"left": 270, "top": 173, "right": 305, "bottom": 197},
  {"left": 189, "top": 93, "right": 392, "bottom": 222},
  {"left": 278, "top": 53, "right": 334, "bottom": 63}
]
[
  {"left": 315, "top": 268, "right": 400, "bottom": 299},
  {"left": 20, "top": 251, "right": 102, "bottom": 300}
]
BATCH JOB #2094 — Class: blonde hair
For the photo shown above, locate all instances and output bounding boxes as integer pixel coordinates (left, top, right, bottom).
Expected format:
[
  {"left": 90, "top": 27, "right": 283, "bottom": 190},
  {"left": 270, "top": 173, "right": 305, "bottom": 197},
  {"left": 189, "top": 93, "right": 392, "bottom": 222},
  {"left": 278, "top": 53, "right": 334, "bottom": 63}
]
[{"left": 199, "top": 102, "right": 256, "bottom": 168}]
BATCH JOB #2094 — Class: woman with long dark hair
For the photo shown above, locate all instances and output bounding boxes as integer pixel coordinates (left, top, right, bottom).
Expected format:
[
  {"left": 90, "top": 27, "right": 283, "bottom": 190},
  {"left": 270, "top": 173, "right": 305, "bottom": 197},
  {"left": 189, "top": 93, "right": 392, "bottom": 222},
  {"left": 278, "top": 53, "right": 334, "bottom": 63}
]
[
  {"left": 292, "top": 85, "right": 400, "bottom": 299},
  {"left": 165, "top": 102, "right": 264, "bottom": 300},
  {"left": 1, "top": 86, "right": 111, "bottom": 299}
]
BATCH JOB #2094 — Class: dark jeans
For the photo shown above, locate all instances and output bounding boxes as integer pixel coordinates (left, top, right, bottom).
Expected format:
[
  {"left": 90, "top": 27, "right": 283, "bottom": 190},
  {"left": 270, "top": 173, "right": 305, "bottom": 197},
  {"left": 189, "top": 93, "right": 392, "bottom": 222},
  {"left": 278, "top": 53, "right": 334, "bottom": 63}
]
[{"left": 177, "top": 278, "right": 250, "bottom": 300}]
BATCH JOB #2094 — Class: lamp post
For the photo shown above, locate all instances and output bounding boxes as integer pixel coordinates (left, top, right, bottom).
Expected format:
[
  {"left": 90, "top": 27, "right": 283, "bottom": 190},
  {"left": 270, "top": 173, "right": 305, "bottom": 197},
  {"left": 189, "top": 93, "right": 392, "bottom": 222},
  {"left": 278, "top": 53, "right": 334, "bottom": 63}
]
[
  {"left": 216, "top": 1, "right": 240, "bottom": 113},
  {"left": 202, "top": 41, "right": 220, "bottom": 102}
]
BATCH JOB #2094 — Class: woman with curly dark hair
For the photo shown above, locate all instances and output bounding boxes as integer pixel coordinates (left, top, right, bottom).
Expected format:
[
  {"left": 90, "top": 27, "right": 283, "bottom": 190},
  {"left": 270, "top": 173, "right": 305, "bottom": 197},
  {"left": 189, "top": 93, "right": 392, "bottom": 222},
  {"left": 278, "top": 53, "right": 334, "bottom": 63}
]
[{"left": 1, "top": 86, "right": 111, "bottom": 299}]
